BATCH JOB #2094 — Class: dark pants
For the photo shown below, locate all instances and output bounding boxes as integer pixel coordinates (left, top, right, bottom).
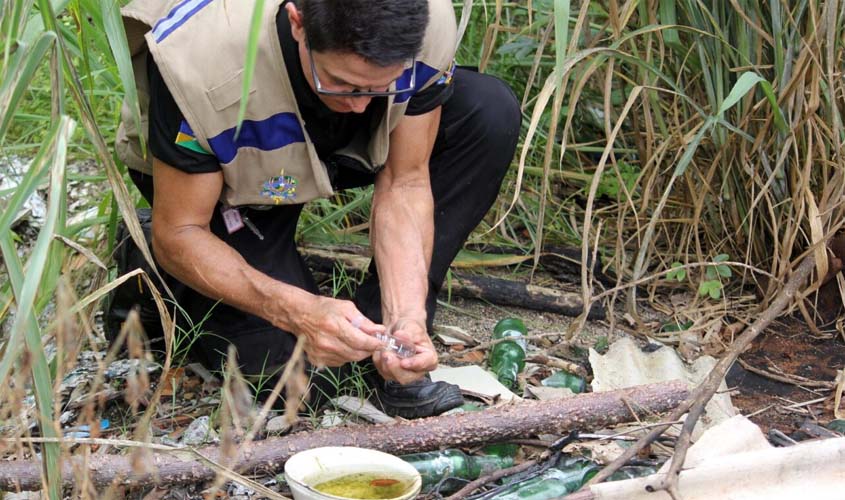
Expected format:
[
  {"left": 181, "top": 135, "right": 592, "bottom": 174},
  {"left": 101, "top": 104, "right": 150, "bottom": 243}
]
[{"left": 129, "top": 69, "right": 520, "bottom": 377}]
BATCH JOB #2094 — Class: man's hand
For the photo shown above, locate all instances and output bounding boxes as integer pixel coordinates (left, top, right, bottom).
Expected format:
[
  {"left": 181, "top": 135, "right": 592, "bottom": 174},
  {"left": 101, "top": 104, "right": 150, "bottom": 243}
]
[
  {"left": 373, "top": 318, "right": 438, "bottom": 384},
  {"left": 293, "top": 297, "right": 385, "bottom": 368}
]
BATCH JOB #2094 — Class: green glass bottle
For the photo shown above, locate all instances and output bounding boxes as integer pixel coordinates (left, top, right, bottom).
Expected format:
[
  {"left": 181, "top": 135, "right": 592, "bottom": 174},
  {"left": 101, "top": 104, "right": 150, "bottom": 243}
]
[
  {"left": 401, "top": 449, "right": 513, "bottom": 491},
  {"left": 495, "top": 458, "right": 599, "bottom": 499},
  {"left": 541, "top": 370, "right": 587, "bottom": 393},
  {"left": 826, "top": 419, "right": 845, "bottom": 434},
  {"left": 490, "top": 318, "right": 528, "bottom": 389}
]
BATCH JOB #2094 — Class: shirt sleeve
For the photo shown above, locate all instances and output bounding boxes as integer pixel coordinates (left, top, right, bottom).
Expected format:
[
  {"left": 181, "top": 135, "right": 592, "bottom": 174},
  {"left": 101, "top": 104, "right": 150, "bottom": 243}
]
[
  {"left": 147, "top": 53, "right": 221, "bottom": 174},
  {"left": 405, "top": 78, "right": 454, "bottom": 116}
]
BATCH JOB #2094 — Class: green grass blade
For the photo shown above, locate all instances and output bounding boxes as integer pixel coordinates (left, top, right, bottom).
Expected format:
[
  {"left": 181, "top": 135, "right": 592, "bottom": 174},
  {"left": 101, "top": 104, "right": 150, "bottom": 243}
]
[
  {"left": 98, "top": 0, "right": 144, "bottom": 154},
  {"left": 759, "top": 80, "right": 788, "bottom": 134},
  {"left": 0, "top": 115, "right": 75, "bottom": 499},
  {"left": 674, "top": 118, "right": 714, "bottom": 176},
  {"left": 717, "top": 71, "right": 764, "bottom": 116},
  {"left": 659, "top": 0, "right": 680, "bottom": 46},
  {"left": 0, "top": 124, "right": 61, "bottom": 233},
  {"left": 235, "top": 0, "right": 265, "bottom": 137},
  {"left": 553, "top": 0, "right": 570, "bottom": 79},
  {"left": 0, "top": 31, "right": 56, "bottom": 141}
]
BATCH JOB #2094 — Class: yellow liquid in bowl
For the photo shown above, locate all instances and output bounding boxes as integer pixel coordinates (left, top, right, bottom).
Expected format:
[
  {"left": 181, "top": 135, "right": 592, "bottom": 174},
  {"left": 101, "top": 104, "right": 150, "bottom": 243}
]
[{"left": 313, "top": 473, "right": 413, "bottom": 499}]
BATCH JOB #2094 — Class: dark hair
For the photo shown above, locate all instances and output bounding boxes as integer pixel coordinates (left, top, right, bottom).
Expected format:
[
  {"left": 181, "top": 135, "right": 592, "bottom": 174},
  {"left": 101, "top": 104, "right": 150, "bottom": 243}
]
[{"left": 296, "top": 0, "right": 429, "bottom": 67}]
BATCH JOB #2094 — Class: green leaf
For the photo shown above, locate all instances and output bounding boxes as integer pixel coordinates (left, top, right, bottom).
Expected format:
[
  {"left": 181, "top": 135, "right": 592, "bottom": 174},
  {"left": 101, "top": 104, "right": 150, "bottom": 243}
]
[
  {"left": 98, "top": 0, "right": 145, "bottom": 155},
  {"left": 713, "top": 253, "right": 729, "bottom": 262},
  {"left": 698, "top": 280, "right": 722, "bottom": 299},
  {"left": 759, "top": 80, "right": 789, "bottom": 134},
  {"left": 454, "top": 249, "right": 533, "bottom": 268},
  {"left": 661, "top": 320, "right": 693, "bottom": 332},
  {"left": 593, "top": 336, "right": 609, "bottom": 352},
  {"left": 658, "top": 0, "right": 680, "bottom": 47},
  {"left": 235, "top": 0, "right": 265, "bottom": 138},
  {"left": 553, "top": 0, "right": 571, "bottom": 78},
  {"left": 0, "top": 31, "right": 56, "bottom": 141},
  {"left": 666, "top": 262, "right": 686, "bottom": 282},
  {"left": 0, "top": 116, "right": 74, "bottom": 500},
  {"left": 718, "top": 71, "right": 765, "bottom": 116},
  {"left": 674, "top": 117, "right": 713, "bottom": 176},
  {"left": 716, "top": 264, "right": 732, "bottom": 278},
  {"left": 705, "top": 266, "right": 717, "bottom": 280},
  {"left": 0, "top": 137, "right": 57, "bottom": 233}
]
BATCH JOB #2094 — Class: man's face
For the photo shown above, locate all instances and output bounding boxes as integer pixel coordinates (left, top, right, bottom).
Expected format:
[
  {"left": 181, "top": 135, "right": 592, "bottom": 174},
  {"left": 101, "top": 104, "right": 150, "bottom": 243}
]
[{"left": 287, "top": 4, "right": 407, "bottom": 114}]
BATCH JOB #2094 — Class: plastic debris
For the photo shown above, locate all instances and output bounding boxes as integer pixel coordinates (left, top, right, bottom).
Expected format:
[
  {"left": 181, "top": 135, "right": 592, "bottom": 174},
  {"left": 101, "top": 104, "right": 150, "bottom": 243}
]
[
  {"left": 589, "top": 337, "right": 735, "bottom": 437},
  {"left": 430, "top": 365, "right": 519, "bottom": 402},
  {"left": 63, "top": 419, "right": 110, "bottom": 439},
  {"left": 587, "top": 416, "right": 845, "bottom": 499}
]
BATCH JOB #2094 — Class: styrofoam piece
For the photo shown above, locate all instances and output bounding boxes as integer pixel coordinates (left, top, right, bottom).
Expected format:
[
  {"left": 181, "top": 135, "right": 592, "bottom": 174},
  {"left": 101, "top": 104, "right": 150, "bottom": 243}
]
[
  {"left": 430, "top": 365, "right": 519, "bottom": 401},
  {"left": 589, "top": 337, "right": 736, "bottom": 437}
]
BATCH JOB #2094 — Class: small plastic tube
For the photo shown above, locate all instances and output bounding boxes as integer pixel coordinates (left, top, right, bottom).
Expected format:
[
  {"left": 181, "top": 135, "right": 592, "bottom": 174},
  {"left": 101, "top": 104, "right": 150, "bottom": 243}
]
[{"left": 375, "top": 321, "right": 417, "bottom": 358}]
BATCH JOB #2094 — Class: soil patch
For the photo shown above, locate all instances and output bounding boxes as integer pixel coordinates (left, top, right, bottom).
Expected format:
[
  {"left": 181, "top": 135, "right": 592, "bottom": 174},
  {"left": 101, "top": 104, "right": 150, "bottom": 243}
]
[{"left": 727, "top": 318, "right": 844, "bottom": 434}]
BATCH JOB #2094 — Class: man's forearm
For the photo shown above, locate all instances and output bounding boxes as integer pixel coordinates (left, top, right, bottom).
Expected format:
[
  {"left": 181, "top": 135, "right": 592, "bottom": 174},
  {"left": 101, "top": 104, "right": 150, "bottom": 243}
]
[
  {"left": 371, "top": 177, "right": 434, "bottom": 325},
  {"left": 152, "top": 225, "right": 314, "bottom": 331}
]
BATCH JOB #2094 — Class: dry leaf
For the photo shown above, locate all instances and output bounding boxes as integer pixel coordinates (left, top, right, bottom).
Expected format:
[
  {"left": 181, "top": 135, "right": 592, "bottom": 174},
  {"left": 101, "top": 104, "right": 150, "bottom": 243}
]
[
  {"left": 159, "top": 367, "right": 185, "bottom": 397},
  {"left": 455, "top": 350, "right": 486, "bottom": 364}
]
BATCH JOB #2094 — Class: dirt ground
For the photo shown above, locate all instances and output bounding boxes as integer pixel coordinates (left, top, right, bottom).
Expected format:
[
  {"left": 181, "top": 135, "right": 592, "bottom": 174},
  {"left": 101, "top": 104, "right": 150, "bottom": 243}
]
[{"left": 727, "top": 319, "right": 845, "bottom": 434}]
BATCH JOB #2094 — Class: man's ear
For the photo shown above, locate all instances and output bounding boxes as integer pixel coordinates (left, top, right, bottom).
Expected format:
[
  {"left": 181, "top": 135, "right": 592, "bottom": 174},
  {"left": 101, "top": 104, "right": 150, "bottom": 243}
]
[{"left": 286, "top": 2, "right": 305, "bottom": 43}]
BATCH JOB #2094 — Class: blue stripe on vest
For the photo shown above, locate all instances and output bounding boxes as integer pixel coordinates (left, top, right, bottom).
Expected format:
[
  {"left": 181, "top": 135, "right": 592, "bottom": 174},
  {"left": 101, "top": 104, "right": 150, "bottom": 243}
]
[
  {"left": 394, "top": 62, "right": 442, "bottom": 104},
  {"left": 207, "top": 112, "right": 306, "bottom": 164},
  {"left": 152, "top": 0, "right": 215, "bottom": 43}
]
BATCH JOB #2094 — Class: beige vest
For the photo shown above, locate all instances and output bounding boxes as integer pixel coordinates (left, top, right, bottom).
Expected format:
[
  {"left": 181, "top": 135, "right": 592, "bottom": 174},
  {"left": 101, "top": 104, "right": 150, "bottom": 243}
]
[{"left": 116, "top": 0, "right": 456, "bottom": 206}]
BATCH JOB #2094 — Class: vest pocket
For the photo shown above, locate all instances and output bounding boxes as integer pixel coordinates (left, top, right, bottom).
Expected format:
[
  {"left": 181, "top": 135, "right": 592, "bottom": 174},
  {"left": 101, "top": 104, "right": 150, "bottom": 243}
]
[{"left": 206, "top": 69, "right": 256, "bottom": 111}]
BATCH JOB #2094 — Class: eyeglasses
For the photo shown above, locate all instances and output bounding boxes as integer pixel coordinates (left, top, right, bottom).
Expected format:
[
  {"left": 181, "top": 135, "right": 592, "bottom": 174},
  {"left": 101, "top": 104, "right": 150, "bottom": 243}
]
[{"left": 307, "top": 44, "right": 417, "bottom": 97}]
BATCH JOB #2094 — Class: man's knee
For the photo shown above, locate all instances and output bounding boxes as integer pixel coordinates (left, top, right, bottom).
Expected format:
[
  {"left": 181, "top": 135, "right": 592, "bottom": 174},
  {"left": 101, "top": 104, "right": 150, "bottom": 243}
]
[
  {"left": 473, "top": 74, "right": 521, "bottom": 147},
  {"left": 452, "top": 71, "right": 521, "bottom": 173}
]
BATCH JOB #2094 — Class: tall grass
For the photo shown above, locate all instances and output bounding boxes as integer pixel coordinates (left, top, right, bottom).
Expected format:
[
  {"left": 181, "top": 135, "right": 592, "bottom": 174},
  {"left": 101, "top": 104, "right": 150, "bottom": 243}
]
[
  {"left": 468, "top": 0, "right": 845, "bottom": 328},
  {"left": 1, "top": 0, "right": 844, "bottom": 494}
]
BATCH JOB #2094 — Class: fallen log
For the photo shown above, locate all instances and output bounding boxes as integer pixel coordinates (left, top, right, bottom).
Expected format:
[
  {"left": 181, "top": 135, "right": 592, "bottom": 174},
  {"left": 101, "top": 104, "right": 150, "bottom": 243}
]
[
  {"left": 301, "top": 246, "right": 605, "bottom": 319},
  {"left": 1, "top": 381, "right": 687, "bottom": 491}
]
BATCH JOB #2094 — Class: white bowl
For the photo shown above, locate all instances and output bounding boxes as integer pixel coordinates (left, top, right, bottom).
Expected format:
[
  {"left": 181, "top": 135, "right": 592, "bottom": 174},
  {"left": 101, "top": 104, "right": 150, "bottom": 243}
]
[{"left": 284, "top": 446, "right": 422, "bottom": 500}]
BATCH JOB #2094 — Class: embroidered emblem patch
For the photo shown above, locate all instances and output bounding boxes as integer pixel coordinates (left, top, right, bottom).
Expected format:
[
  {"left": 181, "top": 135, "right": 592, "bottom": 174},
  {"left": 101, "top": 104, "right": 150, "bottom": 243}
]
[
  {"left": 436, "top": 61, "right": 456, "bottom": 86},
  {"left": 261, "top": 171, "right": 298, "bottom": 204}
]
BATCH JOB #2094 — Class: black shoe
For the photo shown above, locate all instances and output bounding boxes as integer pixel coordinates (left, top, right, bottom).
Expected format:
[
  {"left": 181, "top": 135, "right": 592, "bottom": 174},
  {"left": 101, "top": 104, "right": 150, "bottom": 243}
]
[{"left": 368, "top": 373, "right": 464, "bottom": 419}]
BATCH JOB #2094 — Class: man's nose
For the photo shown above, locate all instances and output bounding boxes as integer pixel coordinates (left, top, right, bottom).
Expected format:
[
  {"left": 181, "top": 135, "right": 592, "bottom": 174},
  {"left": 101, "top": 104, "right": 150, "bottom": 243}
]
[{"left": 345, "top": 96, "right": 372, "bottom": 113}]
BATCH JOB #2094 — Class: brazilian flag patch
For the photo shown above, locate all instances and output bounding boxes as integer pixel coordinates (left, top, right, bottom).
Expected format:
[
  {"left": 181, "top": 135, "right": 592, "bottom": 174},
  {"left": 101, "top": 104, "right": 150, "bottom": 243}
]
[{"left": 175, "top": 120, "right": 212, "bottom": 155}]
